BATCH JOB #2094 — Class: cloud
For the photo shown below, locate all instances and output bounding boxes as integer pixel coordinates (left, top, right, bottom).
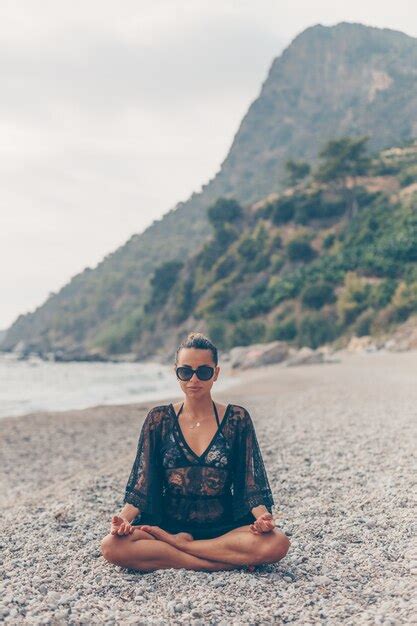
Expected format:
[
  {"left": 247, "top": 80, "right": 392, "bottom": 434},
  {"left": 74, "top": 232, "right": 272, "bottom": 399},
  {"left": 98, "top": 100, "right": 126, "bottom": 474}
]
[{"left": 0, "top": 7, "right": 281, "bottom": 123}]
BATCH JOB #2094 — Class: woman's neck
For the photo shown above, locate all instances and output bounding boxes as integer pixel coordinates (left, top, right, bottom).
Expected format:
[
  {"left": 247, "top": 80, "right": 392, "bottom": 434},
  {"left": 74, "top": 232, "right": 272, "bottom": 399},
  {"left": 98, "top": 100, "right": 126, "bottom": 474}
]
[{"left": 182, "top": 394, "right": 214, "bottom": 418}]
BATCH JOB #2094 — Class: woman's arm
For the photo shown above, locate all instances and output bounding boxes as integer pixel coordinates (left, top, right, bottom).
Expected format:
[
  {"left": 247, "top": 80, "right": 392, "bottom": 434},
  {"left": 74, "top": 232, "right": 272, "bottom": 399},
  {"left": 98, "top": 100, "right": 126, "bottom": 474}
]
[
  {"left": 121, "top": 407, "right": 164, "bottom": 525},
  {"left": 232, "top": 407, "right": 275, "bottom": 521},
  {"left": 118, "top": 502, "right": 140, "bottom": 523},
  {"left": 251, "top": 504, "right": 270, "bottom": 519}
]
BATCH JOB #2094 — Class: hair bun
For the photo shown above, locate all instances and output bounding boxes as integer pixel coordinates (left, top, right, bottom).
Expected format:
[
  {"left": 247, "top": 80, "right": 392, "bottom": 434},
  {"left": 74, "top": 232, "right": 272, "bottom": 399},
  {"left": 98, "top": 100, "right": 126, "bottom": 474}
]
[{"left": 175, "top": 331, "right": 218, "bottom": 366}]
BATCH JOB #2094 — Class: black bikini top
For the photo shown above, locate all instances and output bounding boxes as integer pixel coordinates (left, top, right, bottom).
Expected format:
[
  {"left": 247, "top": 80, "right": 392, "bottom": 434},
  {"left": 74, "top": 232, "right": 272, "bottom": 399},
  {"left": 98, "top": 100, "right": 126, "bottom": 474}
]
[{"left": 175, "top": 400, "right": 220, "bottom": 426}]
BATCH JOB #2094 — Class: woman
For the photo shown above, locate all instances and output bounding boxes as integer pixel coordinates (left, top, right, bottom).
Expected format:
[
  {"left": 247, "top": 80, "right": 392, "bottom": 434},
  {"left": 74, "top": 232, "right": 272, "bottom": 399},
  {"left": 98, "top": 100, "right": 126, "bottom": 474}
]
[{"left": 101, "top": 332, "right": 290, "bottom": 572}]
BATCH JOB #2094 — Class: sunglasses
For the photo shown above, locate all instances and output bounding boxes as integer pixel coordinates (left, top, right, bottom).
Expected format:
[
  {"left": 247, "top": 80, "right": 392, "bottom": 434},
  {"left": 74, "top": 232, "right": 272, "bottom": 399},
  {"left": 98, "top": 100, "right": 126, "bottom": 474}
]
[{"left": 175, "top": 365, "right": 215, "bottom": 381}]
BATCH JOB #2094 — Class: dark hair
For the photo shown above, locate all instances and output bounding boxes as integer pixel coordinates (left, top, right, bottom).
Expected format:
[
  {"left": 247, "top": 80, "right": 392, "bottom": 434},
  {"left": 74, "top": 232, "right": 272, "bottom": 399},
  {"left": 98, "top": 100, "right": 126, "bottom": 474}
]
[{"left": 175, "top": 332, "right": 218, "bottom": 366}]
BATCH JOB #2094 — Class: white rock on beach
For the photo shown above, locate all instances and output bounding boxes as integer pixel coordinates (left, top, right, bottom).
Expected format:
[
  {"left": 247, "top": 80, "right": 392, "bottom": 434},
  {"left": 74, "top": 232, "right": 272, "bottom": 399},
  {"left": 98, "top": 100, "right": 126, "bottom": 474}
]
[{"left": 228, "top": 341, "right": 289, "bottom": 369}]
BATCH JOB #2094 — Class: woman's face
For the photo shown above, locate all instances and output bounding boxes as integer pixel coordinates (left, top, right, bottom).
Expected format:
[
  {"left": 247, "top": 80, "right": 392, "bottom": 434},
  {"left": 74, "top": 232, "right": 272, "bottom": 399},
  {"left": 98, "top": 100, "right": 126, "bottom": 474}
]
[{"left": 174, "top": 347, "right": 219, "bottom": 399}]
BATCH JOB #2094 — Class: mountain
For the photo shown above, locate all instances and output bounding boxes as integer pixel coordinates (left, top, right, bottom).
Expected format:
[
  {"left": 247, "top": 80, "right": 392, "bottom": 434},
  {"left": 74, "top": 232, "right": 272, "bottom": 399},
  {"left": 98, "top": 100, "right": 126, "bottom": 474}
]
[{"left": 2, "top": 21, "right": 417, "bottom": 358}]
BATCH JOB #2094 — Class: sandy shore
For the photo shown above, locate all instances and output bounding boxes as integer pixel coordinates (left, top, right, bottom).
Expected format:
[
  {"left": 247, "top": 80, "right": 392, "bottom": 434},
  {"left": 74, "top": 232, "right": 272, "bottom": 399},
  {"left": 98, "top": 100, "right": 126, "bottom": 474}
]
[{"left": 1, "top": 349, "right": 416, "bottom": 624}]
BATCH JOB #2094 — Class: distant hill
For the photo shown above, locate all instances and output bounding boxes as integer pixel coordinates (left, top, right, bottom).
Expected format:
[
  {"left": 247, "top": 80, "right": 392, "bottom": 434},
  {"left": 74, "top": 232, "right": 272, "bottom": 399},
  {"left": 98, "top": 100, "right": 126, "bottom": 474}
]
[{"left": 2, "top": 22, "right": 417, "bottom": 358}]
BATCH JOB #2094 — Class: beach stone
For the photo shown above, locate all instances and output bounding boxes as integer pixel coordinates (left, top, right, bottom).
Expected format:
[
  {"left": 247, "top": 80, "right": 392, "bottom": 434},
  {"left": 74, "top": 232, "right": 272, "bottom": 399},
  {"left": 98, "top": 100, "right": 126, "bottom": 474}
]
[
  {"left": 312, "top": 575, "right": 332, "bottom": 586},
  {"left": 229, "top": 341, "right": 289, "bottom": 369},
  {"left": 347, "top": 336, "right": 375, "bottom": 352},
  {"left": 284, "top": 346, "right": 325, "bottom": 366}
]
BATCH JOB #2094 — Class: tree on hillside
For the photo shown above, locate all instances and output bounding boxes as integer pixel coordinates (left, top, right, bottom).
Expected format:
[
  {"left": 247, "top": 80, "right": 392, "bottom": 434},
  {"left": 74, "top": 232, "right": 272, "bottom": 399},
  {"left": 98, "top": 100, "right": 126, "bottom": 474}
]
[
  {"left": 284, "top": 159, "right": 311, "bottom": 187},
  {"left": 314, "top": 136, "right": 372, "bottom": 219},
  {"left": 207, "top": 197, "right": 244, "bottom": 248},
  {"left": 207, "top": 197, "right": 244, "bottom": 228},
  {"left": 145, "top": 260, "right": 184, "bottom": 311}
]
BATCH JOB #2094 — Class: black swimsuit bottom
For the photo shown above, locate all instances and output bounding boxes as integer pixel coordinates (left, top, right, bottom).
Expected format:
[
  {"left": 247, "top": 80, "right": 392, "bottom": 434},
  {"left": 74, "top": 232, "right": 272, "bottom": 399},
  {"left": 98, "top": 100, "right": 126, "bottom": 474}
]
[{"left": 132, "top": 510, "right": 256, "bottom": 540}]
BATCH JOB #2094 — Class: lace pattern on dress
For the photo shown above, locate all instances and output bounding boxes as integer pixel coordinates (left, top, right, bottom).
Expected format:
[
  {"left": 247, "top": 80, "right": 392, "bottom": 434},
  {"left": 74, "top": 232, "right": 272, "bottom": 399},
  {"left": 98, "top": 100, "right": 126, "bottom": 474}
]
[{"left": 123, "top": 404, "right": 274, "bottom": 527}]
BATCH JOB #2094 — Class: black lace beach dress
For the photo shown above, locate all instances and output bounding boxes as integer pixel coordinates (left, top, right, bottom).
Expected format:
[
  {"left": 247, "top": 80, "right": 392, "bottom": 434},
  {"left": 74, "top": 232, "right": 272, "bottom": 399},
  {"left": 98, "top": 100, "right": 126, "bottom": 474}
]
[{"left": 123, "top": 402, "right": 275, "bottom": 540}]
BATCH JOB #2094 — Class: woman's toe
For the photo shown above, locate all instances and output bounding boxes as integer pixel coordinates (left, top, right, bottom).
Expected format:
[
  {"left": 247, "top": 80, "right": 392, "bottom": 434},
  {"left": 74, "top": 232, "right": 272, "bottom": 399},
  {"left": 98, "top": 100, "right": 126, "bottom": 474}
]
[{"left": 176, "top": 532, "right": 193, "bottom": 542}]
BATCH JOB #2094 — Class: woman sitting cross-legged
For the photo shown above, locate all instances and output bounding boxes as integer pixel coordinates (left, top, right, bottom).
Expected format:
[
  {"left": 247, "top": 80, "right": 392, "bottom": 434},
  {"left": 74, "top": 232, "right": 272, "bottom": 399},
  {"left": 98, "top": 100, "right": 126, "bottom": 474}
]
[{"left": 101, "top": 332, "right": 290, "bottom": 572}]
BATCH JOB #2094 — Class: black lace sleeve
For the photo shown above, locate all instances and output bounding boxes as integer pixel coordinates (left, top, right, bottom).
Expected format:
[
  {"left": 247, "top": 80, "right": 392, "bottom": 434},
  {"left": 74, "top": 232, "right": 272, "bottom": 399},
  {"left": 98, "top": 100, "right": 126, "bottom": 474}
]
[
  {"left": 232, "top": 407, "right": 275, "bottom": 520},
  {"left": 123, "top": 408, "right": 164, "bottom": 524}
]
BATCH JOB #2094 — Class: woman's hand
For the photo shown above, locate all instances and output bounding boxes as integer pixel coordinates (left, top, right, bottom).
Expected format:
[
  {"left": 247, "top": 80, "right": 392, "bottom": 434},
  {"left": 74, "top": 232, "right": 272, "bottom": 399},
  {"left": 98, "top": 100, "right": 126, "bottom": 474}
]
[
  {"left": 110, "top": 515, "right": 134, "bottom": 536},
  {"left": 249, "top": 512, "right": 275, "bottom": 534}
]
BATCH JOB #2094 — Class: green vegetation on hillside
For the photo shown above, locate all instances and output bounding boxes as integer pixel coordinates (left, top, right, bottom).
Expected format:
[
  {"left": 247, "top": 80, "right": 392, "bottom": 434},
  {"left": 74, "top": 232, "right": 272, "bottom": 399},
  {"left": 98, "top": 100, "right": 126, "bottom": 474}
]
[{"left": 132, "top": 136, "right": 417, "bottom": 354}]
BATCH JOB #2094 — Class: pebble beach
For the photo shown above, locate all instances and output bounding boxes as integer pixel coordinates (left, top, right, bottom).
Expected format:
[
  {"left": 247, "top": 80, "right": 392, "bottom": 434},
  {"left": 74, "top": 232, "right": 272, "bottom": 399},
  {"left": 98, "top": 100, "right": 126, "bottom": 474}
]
[{"left": 1, "top": 349, "right": 416, "bottom": 625}]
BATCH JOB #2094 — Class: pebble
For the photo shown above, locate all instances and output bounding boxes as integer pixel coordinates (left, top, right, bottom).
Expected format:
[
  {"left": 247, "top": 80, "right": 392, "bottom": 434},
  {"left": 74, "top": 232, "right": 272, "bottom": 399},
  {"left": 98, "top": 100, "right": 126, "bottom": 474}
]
[
  {"left": 212, "top": 578, "right": 226, "bottom": 587},
  {"left": 283, "top": 575, "right": 294, "bottom": 583},
  {"left": 312, "top": 575, "right": 332, "bottom": 586}
]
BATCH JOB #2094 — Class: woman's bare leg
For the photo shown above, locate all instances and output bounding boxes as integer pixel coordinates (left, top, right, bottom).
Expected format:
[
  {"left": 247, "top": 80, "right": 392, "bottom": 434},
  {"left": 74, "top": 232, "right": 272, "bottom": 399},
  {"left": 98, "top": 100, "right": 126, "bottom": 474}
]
[
  {"left": 137, "top": 524, "right": 290, "bottom": 566},
  {"left": 101, "top": 530, "right": 242, "bottom": 572}
]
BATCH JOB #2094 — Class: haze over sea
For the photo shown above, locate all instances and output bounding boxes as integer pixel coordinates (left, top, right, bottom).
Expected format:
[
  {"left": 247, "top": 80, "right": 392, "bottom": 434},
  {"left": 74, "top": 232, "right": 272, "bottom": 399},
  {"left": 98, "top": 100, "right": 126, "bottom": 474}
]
[{"left": 0, "top": 354, "right": 240, "bottom": 420}]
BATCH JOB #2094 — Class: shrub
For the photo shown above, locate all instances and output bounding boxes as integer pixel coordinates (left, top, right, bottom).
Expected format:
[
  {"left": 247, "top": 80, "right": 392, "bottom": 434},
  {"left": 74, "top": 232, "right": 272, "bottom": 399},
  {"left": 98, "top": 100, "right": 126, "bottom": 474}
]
[
  {"left": 293, "top": 191, "right": 346, "bottom": 223},
  {"left": 214, "top": 224, "right": 239, "bottom": 248},
  {"left": 250, "top": 254, "right": 270, "bottom": 272},
  {"left": 207, "top": 197, "right": 243, "bottom": 229},
  {"left": 251, "top": 281, "right": 269, "bottom": 297},
  {"left": 95, "top": 311, "right": 144, "bottom": 354},
  {"left": 297, "top": 311, "right": 339, "bottom": 349},
  {"left": 201, "top": 282, "right": 232, "bottom": 314},
  {"left": 353, "top": 308, "right": 375, "bottom": 336},
  {"left": 286, "top": 237, "right": 316, "bottom": 262},
  {"left": 284, "top": 159, "right": 311, "bottom": 186},
  {"left": 322, "top": 233, "right": 336, "bottom": 249},
  {"left": 196, "top": 239, "right": 224, "bottom": 268},
  {"left": 368, "top": 279, "right": 397, "bottom": 309},
  {"left": 271, "top": 275, "right": 301, "bottom": 304},
  {"left": 271, "top": 197, "right": 295, "bottom": 224},
  {"left": 271, "top": 233, "right": 282, "bottom": 250},
  {"left": 230, "top": 320, "right": 266, "bottom": 346},
  {"left": 301, "top": 282, "right": 336, "bottom": 309},
  {"left": 336, "top": 272, "right": 371, "bottom": 325},
  {"left": 214, "top": 254, "right": 237, "bottom": 280},
  {"left": 206, "top": 318, "right": 228, "bottom": 349},
  {"left": 271, "top": 254, "right": 285, "bottom": 273},
  {"left": 268, "top": 316, "right": 297, "bottom": 341},
  {"left": 171, "top": 278, "right": 195, "bottom": 324},
  {"left": 389, "top": 281, "right": 417, "bottom": 322},
  {"left": 398, "top": 165, "right": 417, "bottom": 187},
  {"left": 146, "top": 260, "right": 183, "bottom": 311},
  {"left": 237, "top": 236, "right": 260, "bottom": 261},
  {"left": 228, "top": 289, "right": 273, "bottom": 321}
]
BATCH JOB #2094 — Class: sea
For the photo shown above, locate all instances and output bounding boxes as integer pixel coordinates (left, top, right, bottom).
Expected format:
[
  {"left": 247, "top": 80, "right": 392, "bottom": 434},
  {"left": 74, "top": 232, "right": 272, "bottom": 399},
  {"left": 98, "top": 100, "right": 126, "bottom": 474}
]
[{"left": 0, "top": 353, "right": 240, "bottom": 420}]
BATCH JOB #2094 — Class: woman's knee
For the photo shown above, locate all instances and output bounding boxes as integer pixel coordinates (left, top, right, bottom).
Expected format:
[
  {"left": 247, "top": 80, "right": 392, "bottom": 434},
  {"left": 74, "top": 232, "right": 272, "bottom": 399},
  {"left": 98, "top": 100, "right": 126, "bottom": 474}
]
[
  {"left": 101, "top": 534, "right": 130, "bottom": 565},
  {"left": 258, "top": 530, "right": 291, "bottom": 564}
]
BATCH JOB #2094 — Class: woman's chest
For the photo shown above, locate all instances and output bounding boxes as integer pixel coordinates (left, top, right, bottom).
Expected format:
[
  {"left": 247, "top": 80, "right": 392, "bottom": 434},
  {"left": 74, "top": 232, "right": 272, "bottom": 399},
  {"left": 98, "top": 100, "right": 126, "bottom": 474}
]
[{"left": 160, "top": 423, "right": 233, "bottom": 469}]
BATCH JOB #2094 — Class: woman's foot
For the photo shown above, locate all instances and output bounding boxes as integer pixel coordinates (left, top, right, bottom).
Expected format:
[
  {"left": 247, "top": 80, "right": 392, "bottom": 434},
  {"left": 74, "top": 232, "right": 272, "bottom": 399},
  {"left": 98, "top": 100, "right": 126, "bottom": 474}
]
[
  {"left": 137, "top": 525, "right": 193, "bottom": 547},
  {"left": 176, "top": 531, "right": 194, "bottom": 542}
]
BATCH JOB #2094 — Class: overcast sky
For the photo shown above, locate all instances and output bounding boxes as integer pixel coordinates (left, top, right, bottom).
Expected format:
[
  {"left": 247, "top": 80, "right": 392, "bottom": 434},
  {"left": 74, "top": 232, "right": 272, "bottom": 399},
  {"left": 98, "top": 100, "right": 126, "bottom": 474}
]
[{"left": 1, "top": 1, "right": 416, "bottom": 330}]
